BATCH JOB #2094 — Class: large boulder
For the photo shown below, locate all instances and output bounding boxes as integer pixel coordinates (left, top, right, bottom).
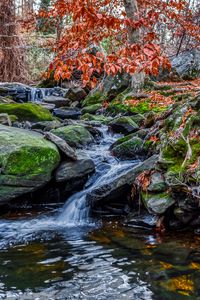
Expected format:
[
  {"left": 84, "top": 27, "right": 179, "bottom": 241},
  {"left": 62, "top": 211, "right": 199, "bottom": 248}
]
[
  {"left": 109, "top": 116, "right": 139, "bottom": 134},
  {"left": 0, "top": 125, "right": 60, "bottom": 203},
  {"left": 82, "top": 103, "right": 102, "bottom": 114},
  {"left": 171, "top": 49, "right": 200, "bottom": 79},
  {"left": 0, "top": 103, "right": 54, "bottom": 122},
  {"left": 86, "top": 155, "right": 158, "bottom": 206},
  {"left": 51, "top": 125, "right": 94, "bottom": 148}
]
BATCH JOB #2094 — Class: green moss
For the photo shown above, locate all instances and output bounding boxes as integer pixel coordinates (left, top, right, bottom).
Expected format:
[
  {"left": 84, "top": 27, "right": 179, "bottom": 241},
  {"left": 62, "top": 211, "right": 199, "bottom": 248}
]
[
  {"left": 52, "top": 125, "right": 94, "bottom": 148},
  {"left": 82, "top": 91, "right": 106, "bottom": 107},
  {"left": 0, "top": 103, "right": 54, "bottom": 122},
  {"left": 81, "top": 113, "right": 109, "bottom": 124},
  {"left": 0, "top": 125, "right": 60, "bottom": 179},
  {"left": 81, "top": 103, "right": 102, "bottom": 114},
  {"left": 112, "top": 137, "right": 143, "bottom": 159}
]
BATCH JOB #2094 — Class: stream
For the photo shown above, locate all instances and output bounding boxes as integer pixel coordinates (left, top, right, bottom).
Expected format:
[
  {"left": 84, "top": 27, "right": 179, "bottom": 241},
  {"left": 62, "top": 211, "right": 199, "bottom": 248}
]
[{"left": 0, "top": 125, "right": 200, "bottom": 299}]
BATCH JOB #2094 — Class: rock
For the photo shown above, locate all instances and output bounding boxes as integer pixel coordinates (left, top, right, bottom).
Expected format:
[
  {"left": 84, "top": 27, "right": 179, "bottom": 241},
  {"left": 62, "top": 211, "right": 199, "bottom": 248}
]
[
  {"left": 65, "top": 87, "right": 87, "bottom": 101},
  {"left": 112, "top": 137, "right": 144, "bottom": 159},
  {"left": 0, "top": 103, "right": 54, "bottom": 122},
  {"left": 56, "top": 156, "right": 95, "bottom": 183},
  {"left": 0, "top": 125, "right": 60, "bottom": 203},
  {"left": 53, "top": 107, "right": 81, "bottom": 120},
  {"left": 111, "top": 129, "right": 149, "bottom": 150},
  {"left": 171, "top": 49, "right": 200, "bottom": 79},
  {"left": 43, "top": 95, "right": 70, "bottom": 108},
  {"left": 31, "top": 120, "right": 62, "bottom": 131},
  {"left": 82, "top": 91, "right": 106, "bottom": 107},
  {"left": 82, "top": 103, "right": 102, "bottom": 114},
  {"left": 125, "top": 212, "right": 158, "bottom": 229},
  {"left": 147, "top": 172, "right": 166, "bottom": 192},
  {"left": 130, "top": 114, "right": 146, "bottom": 126},
  {"left": 70, "top": 101, "right": 80, "bottom": 108},
  {"left": 103, "top": 73, "right": 131, "bottom": 100},
  {"left": 44, "top": 132, "right": 77, "bottom": 160},
  {"left": 86, "top": 155, "right": 158, "bottom": 205},
  {"left": 0, "top": 96, "right": 15, "bottom": 104},
  {"left": 81, "top": 113, "right": 109, "bottom": 124},
  {"left": 51, "top": 125, "right": 94, "bottom": 148},
  {"left": 109, "top": 116, "right": 139, "bottom": 134},
  {"left": 0, "top": 113, "right": 11, "bottom": 126},
  {"left": 142, "top": 192, "right": 175, "bottom": 214},
  {"left": 34, "top": 101, "right": 55, "bottom": 111}
]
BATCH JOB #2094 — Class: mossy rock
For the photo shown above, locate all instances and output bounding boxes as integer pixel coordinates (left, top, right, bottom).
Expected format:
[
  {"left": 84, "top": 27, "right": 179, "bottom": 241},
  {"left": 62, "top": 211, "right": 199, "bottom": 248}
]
[
  {"left": 81, "top": 113, "right": 109, "bottom": 124},
  {"left": 81, "top": 103, "right": 102, "bottom": 114},
  {"left": 82, "top": 91, "right": 106, "bottom": 107},
  {"left": 130, "top": 114, "right": 146, "bottom": 126},
  {"left": 51, "top": 125, "right": 94, "bottom": 148},
  {"left": 109, "top": 116, "right": 139, "bottom": 134},
  {"left": 142, "top": 191, "right": 175, "bottom": 214},
  {"left": 112, "top": 137, "right": 143, "bottom": 159},
  {"left": 111, "top": 129, "right": 149, "bottom": 149},
  {"left": 0, "top": 103, "right": 54, "bottom": 122},
  {"left": 0, "top": 125, "right": 60, "bottom": 203}
]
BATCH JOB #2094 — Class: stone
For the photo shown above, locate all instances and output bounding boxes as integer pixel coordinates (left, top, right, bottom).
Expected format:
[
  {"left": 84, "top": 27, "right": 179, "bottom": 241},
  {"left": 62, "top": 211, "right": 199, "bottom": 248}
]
[
  {"left": 171, "top": 49, "right": 200, "bottom": 79},
  {"left": 31, "top": 120, "right": 62, "bottom": 131},
  {"left": 53, "top": 107, "right": 81, "bottom": 120},
  {"left": 109, "top": 116, "right": 139, "bottom": 134},
  {"left": 0, "top": 125, "right": 60, "bottom": 203},
  {"left": 44, "top": 132, "right": 77, "bottom": 160},
  {"left": 81, "top": 103, "right": 102, "bottom": 114},
  {"left": 0, "top": 103, "right": 54, "bottom": 122},
  {"left": 0, "top": 113, "right": 11, "bottom": 126},
  {"left": 81, "top": 113, "right": 109, "bottom": 124},
  {"left": 43, "top": 95, "right": 70, "bottom": 108},
  {"left": 86, "top": 155, "right": 158, "bottom": 205},
  {"left": 82, "top": 91, "right": 106, "bottom": 107},
  {"left": 112, "top": 137, "right": 144, "bottom": 159},
  {"left": 55, "top": 156, "right": 95, "bottom": 183},
  {"left": 51, "top": 125, "right": 94, "bottom": 148},
  {"left": 65, "top": 87, "right": 87, "bottom": 101},
  {"left": 147, "top": 172, "right": 166, "bottom": 192},
  {"left": 142, "top": 192, "right": 175, "bottom": 214}
]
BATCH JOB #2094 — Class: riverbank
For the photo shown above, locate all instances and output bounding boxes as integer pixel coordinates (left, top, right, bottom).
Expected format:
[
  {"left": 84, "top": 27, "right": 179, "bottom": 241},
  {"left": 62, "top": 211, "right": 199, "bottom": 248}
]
[{"left": 0, "top": 78, "right": 199, "bottom": 233}]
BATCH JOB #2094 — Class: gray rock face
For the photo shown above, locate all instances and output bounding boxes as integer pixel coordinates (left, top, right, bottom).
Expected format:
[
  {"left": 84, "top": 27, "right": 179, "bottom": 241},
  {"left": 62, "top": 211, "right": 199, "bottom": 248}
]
[
  {"left": 56, "top": 156, "right": 95, "bottom": 182},
  {"left": 86, "top": 155, "right": 158, "bottom": 205},
  {"left": 43, "top": 96, "right": 70, "bottom": 108},
  {"left": 171, "top": 49, "right": 200, "bottom": 78},
  {"left": 44, "top": 132, "right": 77, "bottom": 161},
  {"left": 53, "top": 108, "right": 81, "bottom": 120},
  {"left": 65, "top": 87, "right": 87, "bottom": 102}
]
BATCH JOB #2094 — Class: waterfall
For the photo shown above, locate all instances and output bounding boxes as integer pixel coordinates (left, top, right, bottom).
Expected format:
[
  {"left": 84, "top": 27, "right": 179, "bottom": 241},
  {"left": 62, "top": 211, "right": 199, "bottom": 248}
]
[{"left": 57, "top": 126, "right": 137, "bottom": 226}]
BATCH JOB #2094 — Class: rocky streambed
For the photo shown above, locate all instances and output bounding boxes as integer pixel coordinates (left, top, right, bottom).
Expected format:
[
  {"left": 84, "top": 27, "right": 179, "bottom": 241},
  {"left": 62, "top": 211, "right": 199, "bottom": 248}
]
[{"left": 0, "top": 79, "right": 199, "bottom": 232}]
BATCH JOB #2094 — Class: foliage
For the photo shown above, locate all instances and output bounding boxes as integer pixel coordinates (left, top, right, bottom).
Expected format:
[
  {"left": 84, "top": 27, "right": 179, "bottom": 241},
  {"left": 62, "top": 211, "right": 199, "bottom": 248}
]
[{"left": 35, "top": 0, "right": 200, "bottom": 87}]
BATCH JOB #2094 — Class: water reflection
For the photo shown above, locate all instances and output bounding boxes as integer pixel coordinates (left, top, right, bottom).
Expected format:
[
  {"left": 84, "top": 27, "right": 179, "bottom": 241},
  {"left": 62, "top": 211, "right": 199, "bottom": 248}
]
[{"left": 0, "top": 220, "right": 200, "bottom": 299}]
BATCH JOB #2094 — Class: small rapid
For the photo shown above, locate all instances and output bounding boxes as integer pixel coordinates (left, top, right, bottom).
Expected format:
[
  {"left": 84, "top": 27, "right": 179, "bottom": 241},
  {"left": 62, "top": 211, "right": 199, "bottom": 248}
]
[{"left": 0, "top": 126, "right": 138, "bottom": 249}]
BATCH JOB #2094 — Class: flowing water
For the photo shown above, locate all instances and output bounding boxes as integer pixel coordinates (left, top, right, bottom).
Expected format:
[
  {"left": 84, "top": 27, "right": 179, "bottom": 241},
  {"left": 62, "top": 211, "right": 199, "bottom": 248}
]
[{"left": 0, "top": 127, "right": 200, "bottom": 299}]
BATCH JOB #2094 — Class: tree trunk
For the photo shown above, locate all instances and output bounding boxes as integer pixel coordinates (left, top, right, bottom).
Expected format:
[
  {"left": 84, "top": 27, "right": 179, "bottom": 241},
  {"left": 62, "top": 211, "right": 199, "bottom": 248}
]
[
  {"left": 0, "top": 0, "right": 28, "bottom": 82},
  {"left": 123, "top": 0, "right": 145, "bottom": 91}
]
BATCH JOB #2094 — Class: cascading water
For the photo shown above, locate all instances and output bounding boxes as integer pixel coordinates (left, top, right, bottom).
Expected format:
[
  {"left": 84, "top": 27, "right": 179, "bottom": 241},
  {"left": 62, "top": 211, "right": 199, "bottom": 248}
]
[
  {"left": 57, "top": 126, "right": 138, "bottom": 226},
  {"left": 0, "top": 125, "right": 139, "bottom": 248}
]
